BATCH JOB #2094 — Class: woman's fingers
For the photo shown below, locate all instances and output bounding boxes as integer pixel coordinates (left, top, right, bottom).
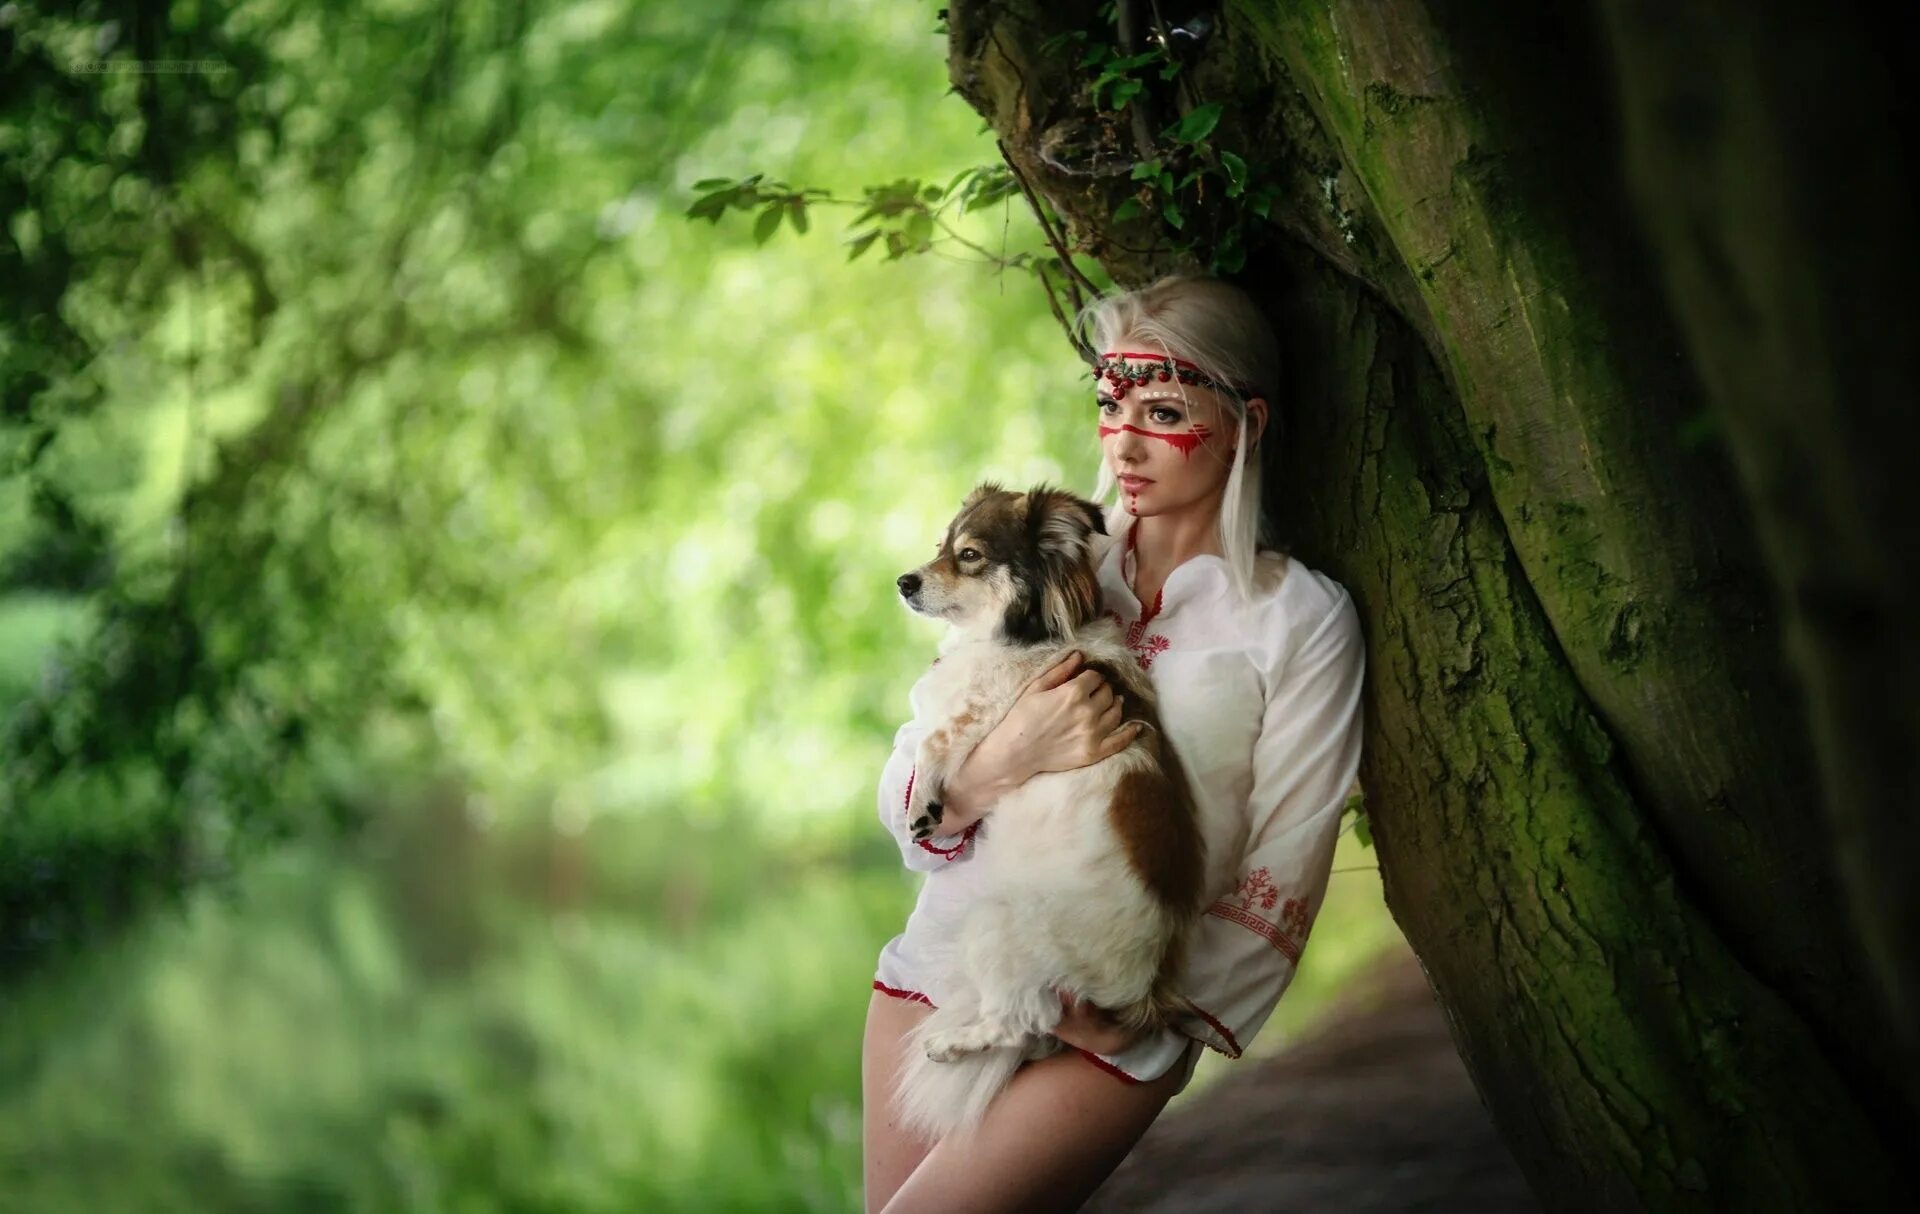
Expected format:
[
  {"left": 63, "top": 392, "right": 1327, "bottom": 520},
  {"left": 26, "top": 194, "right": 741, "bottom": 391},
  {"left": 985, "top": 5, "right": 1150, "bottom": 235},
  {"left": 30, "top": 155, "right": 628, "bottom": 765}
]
[
  {"left": 1023, "top": 650, "right": 1084, "bottom": 696},
  {"left": 1098, "top": 699, "right": 1123, "bottom": 729},
  {"left": 1099, "top": 721, "right": 1143, "bottom": 758}
]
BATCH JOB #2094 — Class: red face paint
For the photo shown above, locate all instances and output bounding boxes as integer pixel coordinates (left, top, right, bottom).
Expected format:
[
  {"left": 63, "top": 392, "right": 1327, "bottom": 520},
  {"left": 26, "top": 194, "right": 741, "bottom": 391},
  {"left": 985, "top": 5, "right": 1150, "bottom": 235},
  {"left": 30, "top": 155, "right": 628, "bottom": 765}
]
[{"left": 1099, "top": 423, "right": 1214, "bottom": 458}]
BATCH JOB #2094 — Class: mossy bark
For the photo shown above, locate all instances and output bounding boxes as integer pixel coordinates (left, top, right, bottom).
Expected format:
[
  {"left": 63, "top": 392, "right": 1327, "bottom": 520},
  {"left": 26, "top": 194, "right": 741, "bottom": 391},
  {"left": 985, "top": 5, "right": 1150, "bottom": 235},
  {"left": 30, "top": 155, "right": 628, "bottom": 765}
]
[{"left": 949, "top": 1, "right": 1916, "bottom": 1207}]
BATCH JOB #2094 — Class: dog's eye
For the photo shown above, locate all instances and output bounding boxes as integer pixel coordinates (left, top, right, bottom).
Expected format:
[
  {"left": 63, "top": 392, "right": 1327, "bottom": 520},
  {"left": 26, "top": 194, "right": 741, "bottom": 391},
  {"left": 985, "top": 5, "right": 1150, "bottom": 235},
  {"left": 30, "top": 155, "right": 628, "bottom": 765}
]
[{"left": 959, "top": 548, "right": 982, "bottom": 562}]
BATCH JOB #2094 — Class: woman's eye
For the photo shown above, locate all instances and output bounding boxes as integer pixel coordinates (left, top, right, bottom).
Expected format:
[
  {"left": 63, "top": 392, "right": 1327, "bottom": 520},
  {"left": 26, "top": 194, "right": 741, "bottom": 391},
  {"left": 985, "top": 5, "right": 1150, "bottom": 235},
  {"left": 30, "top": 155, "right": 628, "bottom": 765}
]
[
  {"left": 1150, "top": 407, "right": 1182, "bottom": 424},
  {"left": 1097, "top": 398, "right": 1117, "bottom": 413}
]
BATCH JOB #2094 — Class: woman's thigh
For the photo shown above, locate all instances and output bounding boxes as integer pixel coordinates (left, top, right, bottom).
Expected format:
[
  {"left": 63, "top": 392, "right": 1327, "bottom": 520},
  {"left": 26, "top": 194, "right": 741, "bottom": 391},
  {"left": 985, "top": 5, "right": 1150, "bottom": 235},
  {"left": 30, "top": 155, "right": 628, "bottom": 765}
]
[
  {"left": 879, "top": 1041, "right": 1194, "bottom": 1214},
  {"left": 863, "top": 989, "right": 939, "bottom": 1213}
]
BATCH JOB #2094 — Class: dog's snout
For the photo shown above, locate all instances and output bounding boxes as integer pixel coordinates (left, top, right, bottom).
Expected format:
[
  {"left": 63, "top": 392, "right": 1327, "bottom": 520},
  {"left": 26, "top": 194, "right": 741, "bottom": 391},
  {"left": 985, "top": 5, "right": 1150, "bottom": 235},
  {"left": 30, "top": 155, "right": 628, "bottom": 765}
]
[{"left": 897, "top": 572, "right": 922, "bottom": 597}]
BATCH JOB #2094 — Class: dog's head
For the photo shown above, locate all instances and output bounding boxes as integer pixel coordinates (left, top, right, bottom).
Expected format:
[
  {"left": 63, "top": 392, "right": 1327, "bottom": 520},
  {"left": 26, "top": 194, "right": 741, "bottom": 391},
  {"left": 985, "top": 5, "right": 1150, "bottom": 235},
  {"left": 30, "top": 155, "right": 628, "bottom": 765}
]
[{"left": 895, "top": 482, "right": 1109, "bottom": 644}]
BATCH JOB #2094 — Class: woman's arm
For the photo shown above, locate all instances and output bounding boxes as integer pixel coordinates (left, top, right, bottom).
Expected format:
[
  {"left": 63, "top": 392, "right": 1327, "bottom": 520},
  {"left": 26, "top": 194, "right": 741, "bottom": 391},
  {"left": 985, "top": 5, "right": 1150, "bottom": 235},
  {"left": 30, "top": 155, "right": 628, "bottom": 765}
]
[
  {"left": 923, "top": 653, "right": 1145, "bottom": 839},
  {"left": 1163, "top": 587, "right": 1368, "bottom": 1058}
]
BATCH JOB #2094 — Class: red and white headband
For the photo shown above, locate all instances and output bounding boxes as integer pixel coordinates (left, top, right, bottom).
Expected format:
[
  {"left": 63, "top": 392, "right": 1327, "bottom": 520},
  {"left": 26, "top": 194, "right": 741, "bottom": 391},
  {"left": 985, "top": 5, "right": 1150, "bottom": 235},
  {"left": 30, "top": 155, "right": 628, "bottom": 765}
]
[{"left": 1091, "top": 350, "right": 1254, "bottom": 401}]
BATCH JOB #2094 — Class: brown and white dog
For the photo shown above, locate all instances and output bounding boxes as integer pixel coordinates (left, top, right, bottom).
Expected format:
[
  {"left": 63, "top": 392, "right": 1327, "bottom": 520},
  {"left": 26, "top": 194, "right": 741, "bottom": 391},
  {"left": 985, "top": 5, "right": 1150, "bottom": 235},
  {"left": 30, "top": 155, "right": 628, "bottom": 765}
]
[{"left": 889, "top": 482, "right": 1207, "bottom": 1141}]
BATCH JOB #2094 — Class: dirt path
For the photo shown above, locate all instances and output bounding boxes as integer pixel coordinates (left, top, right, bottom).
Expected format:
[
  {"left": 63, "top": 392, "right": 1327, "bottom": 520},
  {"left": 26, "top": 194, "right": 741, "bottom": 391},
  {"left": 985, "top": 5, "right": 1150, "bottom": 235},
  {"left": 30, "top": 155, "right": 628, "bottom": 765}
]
[{"left": 1088, "top": 944, "right": 1541, "bottom": 1213}]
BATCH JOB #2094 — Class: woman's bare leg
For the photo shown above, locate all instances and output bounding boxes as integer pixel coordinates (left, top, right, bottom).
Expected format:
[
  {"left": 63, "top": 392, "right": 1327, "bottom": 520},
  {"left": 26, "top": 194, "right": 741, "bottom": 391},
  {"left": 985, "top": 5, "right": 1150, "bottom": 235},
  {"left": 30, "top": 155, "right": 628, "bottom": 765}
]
[
  {"left": 879, "top": 1040, "right": 1195, "bottom": 1214},
  {"left": 863, "top": 990, "right": 940, "bottom": 1213}
]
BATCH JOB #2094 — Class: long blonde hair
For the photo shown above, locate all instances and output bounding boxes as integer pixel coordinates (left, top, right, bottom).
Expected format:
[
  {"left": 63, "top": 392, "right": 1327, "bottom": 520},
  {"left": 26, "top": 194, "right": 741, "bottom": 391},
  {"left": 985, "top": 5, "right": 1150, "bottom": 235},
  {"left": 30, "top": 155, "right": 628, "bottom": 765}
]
[{"left": 1075, "top": 275, "right": 1282, "bottom": 603}]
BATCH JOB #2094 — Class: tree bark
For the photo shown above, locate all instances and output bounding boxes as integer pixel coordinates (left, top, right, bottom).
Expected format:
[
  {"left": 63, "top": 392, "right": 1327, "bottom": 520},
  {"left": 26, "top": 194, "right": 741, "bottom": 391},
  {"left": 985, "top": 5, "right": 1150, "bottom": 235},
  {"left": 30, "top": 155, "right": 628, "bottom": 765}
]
[{"left": 949, "top": 1, "right": 1916, "bottom": 1207}]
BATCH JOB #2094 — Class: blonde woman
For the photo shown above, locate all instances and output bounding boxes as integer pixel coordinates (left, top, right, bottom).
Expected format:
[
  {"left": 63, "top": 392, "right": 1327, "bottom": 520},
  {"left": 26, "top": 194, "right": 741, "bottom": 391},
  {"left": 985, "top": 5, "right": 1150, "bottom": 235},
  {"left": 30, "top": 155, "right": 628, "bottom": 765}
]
[{"left": 863, "top": 275, "right": 1368, "bottom": 1212}]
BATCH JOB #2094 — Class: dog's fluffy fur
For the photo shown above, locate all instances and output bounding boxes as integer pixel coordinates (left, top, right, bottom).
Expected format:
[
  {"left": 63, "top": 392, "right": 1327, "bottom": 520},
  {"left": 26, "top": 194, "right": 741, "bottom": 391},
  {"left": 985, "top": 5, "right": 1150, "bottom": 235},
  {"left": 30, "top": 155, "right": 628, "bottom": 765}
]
[{"left": 888, "top": 482, "right": 1207, "bottom": 1142}]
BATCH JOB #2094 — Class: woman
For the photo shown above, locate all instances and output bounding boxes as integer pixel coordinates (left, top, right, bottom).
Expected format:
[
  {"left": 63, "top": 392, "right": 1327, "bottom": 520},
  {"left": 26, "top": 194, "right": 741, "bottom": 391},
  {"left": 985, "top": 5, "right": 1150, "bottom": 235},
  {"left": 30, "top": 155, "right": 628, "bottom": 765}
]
[{"left": 863, "top": 275, "right": 1368, "bottom": 1212}]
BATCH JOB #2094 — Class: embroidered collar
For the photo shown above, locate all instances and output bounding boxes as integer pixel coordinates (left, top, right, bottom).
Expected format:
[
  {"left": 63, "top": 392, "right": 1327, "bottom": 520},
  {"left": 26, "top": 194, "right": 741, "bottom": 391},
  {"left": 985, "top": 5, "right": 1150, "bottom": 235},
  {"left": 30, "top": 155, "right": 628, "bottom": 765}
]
[{"left": 1103, "top": 524, "right": 1226, "bottom": 624}]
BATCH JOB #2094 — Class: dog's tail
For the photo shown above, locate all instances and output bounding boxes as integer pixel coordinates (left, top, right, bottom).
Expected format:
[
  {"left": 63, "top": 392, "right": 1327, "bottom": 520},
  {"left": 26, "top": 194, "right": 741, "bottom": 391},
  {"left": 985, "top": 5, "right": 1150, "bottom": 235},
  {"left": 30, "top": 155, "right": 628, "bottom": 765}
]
[{"left": 893, "top": 1019, "right": 1027, "bottom": 1144}]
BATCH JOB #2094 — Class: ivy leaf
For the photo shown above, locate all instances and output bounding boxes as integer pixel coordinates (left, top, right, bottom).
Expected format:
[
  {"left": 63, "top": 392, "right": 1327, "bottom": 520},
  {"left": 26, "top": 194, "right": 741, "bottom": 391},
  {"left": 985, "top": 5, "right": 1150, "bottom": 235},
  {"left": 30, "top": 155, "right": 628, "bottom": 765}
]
[
  {"left": 1163, "top": 199, "right": 1185, "bottom": 230},
  {"left": 1165, "top": 102, "right": 1224, "bottom": 144},
  {"left": 1109, "top": 78, "right": 1144, "bottom": 110},
  {"left": 1220, "top": 149, "right": 1248, "bottom": 197},
  {"left": 752, "top": 203, "right": 784, "bottom": 245},
  {"left": 1130, "top": 158, "right": 1163, "bottom": 182},
  {"left": 1213, "top": 229, "right": 1247, "bottom": 274},
  {"left": 1112, "top": 197, "right": 1144, "bottom": 222},
  {"left": 1159, "top": 58, "right": 1183, "bottom": 81}
]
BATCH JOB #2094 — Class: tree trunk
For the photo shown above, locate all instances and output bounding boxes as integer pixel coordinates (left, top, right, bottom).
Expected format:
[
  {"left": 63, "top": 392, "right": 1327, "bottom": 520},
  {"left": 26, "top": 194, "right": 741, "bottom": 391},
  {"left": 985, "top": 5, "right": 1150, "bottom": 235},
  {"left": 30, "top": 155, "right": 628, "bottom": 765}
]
[{"left": 948, "top": 1, "right": 1917, "bottom": 1208}]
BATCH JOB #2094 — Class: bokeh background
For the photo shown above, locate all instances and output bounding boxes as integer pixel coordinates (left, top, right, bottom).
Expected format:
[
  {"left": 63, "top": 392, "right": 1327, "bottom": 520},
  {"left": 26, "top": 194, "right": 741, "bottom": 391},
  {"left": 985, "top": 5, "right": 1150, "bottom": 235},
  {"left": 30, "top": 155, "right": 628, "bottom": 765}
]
[{"left": 0, "top": 1, "right": 1401, "bottom": 1209}]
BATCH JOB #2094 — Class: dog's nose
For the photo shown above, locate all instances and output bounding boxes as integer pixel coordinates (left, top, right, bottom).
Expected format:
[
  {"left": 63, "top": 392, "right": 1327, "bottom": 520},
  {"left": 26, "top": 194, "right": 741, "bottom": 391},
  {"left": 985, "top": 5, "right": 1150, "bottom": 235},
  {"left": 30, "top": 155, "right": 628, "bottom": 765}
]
[{"left": 897, "top": 573, "right": 921, "bottom": 597}]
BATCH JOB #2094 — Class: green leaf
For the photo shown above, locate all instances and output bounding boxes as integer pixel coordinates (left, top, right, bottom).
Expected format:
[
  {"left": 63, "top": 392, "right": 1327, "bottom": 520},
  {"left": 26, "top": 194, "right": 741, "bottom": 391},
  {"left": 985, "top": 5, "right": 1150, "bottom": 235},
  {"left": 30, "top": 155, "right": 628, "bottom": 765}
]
[
  {"left": 787, "top": 198, "right": 809, "bottom": 234},
  {"left": 1162, "top": 200, "right": 1184, "bottom": 230},
  {"left": 1212, "top": 230, "right": 1247, "bottom": 275},
  {"left": 1112, "top": 197, "right": 1143, "bottom": 222},
  {"left": 691, "top": 177, "right": 734, "bottom": 191},
  {"left": 846, "top": 230, "right": 881, "bottom": 261},
  {"left": 1130, "top": 158, "right": 1163, "bottom": 182},
  {"left": 1165, "top": 102, "right": 1224, "bottom": 144},
  {"left": 684, "top": 191, "right": 731, "bottom": 223},
  {"left": 904, "top": 209, "right": 934, "bottom": 246},
  {"left": 1220, "top": 149, "right": 1248, "bottom": 197},
  {"left": 752, "top": 203, "right": 783, "bottom": 245},
  {"left": 1158, "top": 58, "right": 1183, "bottom": 81},
  {"left": 1110, "top": 79, "right": 1144, "bottom": 110}
]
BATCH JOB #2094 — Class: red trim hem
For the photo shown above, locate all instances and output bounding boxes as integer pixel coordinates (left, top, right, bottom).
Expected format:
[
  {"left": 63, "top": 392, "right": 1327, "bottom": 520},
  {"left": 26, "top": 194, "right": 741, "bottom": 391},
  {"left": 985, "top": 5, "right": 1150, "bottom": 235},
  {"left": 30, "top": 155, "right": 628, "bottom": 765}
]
[
  {"left": 873, "top": 980, "right": 935, "bottom": 1006},
  {"left": 1073, "top": 1047, "right": 1143, "bottom": 1085},
  {"left": 1180, "top": 1003, "right": 1244, "bottom": 1059}
]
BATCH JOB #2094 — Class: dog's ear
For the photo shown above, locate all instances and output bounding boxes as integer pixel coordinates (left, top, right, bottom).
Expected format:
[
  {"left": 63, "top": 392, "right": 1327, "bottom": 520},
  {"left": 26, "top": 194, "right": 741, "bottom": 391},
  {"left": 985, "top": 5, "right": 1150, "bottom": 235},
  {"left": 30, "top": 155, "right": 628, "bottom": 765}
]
[
  {"left": 1077, "top": 496, "right": 1107, "bottom": 537},
  {"left": 1027, "top": 486, "right": 1104, "bottom": 559},
  {"left": 962, "top": 481, "right": 1005, "bottom": 511}
]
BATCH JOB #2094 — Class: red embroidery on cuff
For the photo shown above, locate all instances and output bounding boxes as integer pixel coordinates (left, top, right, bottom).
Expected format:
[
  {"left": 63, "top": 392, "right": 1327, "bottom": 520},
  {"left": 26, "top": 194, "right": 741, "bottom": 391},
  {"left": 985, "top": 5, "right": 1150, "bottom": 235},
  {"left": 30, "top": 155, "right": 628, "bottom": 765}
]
[{"left": 904, "top": 767, "right": 979, "bottom": 859}]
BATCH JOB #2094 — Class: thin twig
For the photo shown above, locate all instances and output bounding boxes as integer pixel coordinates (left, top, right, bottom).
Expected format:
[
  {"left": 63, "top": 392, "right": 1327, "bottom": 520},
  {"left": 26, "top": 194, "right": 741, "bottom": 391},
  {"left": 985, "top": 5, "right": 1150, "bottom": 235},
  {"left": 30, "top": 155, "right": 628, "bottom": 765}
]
[
  {"left": 997, "top": 137, "right": 1102, "bottom": 302},
  {"left": 1034, "top": 260, "right": 1093, "bottom": 364}
]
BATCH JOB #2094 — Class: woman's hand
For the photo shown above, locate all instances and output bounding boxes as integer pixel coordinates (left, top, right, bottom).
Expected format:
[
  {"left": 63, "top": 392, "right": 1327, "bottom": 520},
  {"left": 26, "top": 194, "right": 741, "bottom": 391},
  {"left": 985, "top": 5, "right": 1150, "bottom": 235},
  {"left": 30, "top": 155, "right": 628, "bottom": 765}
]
[
  {"left": 1050, "top": 990, "right": 1145, "bottom": 1056},
  {"left": 932, "top": 651, "right": 1143, "bottom": 835},
  {"left": 987, "top": 651, "right": 1143, "bottom": 775}
]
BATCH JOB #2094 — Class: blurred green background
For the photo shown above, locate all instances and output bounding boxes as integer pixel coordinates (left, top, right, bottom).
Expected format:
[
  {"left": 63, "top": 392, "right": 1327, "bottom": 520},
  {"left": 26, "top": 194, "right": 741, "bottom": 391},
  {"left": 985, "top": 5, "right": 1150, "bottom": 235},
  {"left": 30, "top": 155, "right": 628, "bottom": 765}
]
[{"left": 0, "top": 1, "right": 1401, "bottom": 1209}]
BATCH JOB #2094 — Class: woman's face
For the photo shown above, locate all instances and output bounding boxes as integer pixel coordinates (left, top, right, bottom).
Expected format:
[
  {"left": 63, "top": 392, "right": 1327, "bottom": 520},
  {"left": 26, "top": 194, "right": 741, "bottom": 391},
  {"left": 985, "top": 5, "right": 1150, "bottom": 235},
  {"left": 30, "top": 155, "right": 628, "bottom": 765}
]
[{"left": 1096, "top": 347, "right": 1246, "bottom": 519}]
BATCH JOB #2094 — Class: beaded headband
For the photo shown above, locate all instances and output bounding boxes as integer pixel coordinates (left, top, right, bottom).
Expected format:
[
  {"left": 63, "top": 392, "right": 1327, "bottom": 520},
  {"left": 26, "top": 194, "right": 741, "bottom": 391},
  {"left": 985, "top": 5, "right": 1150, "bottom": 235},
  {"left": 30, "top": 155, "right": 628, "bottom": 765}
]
[{"left": 1092, "top": 350, "right": 1254, "bottom": 401}]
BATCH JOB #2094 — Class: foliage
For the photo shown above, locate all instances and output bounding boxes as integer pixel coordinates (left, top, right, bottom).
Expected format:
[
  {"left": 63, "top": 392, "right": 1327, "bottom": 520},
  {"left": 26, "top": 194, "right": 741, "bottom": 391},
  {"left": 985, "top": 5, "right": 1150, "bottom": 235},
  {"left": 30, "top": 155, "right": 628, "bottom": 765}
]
[{"left": 0, "top": 0, "right": 1402, "bottom": 1208}]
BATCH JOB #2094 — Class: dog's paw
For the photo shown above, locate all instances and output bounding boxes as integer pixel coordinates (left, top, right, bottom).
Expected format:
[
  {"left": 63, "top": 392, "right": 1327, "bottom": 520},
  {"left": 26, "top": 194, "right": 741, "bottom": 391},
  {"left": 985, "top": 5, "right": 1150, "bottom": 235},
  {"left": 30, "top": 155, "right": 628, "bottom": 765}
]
[{"left": 907, "top": 785, "right": 946, "bottom": 840}]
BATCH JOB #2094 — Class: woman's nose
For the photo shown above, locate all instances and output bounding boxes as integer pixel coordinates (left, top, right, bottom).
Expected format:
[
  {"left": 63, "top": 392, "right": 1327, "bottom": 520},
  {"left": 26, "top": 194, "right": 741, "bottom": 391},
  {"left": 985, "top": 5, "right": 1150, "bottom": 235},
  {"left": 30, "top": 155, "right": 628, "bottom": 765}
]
[{"left": 1108, "top": 425, "right": 1147, "bottom": 460}]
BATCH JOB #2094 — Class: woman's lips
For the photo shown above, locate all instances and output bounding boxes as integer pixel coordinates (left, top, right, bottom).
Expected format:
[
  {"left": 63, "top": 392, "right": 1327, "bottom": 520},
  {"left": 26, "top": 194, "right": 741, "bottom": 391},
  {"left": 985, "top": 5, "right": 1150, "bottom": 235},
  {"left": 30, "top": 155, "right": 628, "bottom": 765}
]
[{"left": 1118, "top": 475, "right": 1154, "bottom": 491}]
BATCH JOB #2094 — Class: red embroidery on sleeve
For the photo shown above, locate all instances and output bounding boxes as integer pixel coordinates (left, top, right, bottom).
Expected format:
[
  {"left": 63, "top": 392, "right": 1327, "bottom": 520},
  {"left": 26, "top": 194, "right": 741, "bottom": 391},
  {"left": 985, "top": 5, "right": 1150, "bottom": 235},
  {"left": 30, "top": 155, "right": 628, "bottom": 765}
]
[{"left": 1205, "top": 866, "right": 1311, "bottom": 963}]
